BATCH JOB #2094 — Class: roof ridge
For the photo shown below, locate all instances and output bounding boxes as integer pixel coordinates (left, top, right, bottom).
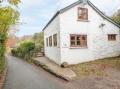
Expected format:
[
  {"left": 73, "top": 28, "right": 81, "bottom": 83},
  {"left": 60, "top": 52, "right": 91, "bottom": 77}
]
[
  {"left": 59, "top": 0, "right": 82, "bottom": 13},
  {"left": 42, "top": 0, "right": 82, "bottom": 31},
  {"left": 88, "top": 0, "right": 120, "bottom": 28},
  {"left": 43, "top": 0, "right": 120, "bottom": 31}
]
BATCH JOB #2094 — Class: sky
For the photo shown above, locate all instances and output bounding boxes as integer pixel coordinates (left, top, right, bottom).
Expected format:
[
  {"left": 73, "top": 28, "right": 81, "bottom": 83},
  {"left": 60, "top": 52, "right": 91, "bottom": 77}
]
[{"left": 16, "top": 0, "right": 120, "bottom": 37}]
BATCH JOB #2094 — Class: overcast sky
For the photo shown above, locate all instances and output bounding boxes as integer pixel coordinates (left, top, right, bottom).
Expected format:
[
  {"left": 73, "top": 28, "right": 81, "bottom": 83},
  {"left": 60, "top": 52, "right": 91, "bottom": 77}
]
[{"left": 16, "top": 0, "right": 120, "bottom": 37}]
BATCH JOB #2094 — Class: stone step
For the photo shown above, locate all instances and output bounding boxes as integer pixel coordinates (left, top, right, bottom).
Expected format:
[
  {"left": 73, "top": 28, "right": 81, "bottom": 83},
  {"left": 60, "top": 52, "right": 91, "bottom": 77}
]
[
  {"left": 36, "top": 55, "right": 43, "bottom": 57},
  {"left": 36, "top": 53, "right": 44, "bottom": 57}
]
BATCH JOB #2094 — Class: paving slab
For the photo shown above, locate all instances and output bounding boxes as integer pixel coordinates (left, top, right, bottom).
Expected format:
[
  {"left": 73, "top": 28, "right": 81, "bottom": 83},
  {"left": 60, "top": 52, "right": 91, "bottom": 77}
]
[{"left": 33, "top": 57, "right": 76, "bottom": 81}]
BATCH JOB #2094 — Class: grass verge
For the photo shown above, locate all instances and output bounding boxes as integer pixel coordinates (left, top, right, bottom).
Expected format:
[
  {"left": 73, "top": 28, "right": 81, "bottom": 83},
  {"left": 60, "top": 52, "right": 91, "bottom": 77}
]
[
  {"left": 71, "top": 56, "right": 120, "bottom": 77},
  {"left": 0, "top": 57, "right": 5, "bottom": 74}
]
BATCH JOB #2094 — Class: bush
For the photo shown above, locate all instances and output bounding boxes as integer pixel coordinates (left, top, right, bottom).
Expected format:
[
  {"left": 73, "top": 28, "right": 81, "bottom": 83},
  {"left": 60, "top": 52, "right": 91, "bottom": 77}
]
[
  {"left": 0, "top": 33, "right": 6, "bottom": 58},
  {"left": 0, "top": 44, "right": 5, "bottom": 57},
  {"left": 11, "top": 42, "right": 35, "bottom": 61},
  {"left": 0, "top": 33, "right": 6, "bottom": 74},
  {"left": 0, "top": 57, "right": 5, "bottom": 74},
  {"left": 33, "top": 32, "right": 44, "bottom": 51}
]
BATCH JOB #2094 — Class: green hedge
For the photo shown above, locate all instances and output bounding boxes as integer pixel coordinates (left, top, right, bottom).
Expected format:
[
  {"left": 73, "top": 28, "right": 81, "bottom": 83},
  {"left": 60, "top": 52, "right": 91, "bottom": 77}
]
[
  {"left": 11, "top": 42, "right": 35, "bottom": 61},
  {"left": 0, "top": 57, "right": 5, "bottom": 74},
  {"left": 0, "top": 33, "right": 6, "bottom": 58},
  {"left": 0, "top": 33, "right": 6, "bottom": 74}
]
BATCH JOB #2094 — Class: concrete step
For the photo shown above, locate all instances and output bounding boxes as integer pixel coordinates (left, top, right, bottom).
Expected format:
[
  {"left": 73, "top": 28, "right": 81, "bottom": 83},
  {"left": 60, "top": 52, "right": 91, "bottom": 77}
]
[
  {"left": 33, "top": 57, "right": 77, "bottom": 81},
  {"left": 36, "top": 52, "right": 44, "bottom": 57}
]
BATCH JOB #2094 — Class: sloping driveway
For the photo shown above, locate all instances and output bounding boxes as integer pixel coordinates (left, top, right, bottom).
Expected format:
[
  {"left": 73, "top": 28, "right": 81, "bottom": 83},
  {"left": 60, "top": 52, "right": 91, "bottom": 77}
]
[{"left": 3, "top": 55, "right": 70, "bottom": 89}]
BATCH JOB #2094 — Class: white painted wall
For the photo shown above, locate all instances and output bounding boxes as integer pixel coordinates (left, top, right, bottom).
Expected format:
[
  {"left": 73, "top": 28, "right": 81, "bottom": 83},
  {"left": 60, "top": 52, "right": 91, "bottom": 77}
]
[
  {"left": 59, "top": 4, "right": 120, "bottom": 64},
  {"left": 44, "top": 3, "right": 120, "bottom": 65},
  {"left": 92, "top": 19, "right": 120, "bottom": 60},
  {"left": 44, "top": 16, "right": 61, "bottom": 64}
]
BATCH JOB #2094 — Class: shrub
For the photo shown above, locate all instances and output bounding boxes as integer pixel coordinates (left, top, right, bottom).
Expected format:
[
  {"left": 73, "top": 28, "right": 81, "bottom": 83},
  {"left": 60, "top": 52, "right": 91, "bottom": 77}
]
[
  {"left": 11, "top": 48, "right": 17, "bottom": 56},
  {"left": 0, "top": 33, "right": 6, "bottom": 58},
  {"left": 11, "top": 42, "right": 35, "bottom": 61},
  {"left": 0, "top": 33, "right": 6, "bottom": 74},
  {"left": 0, "top": 44, "right": 5, "bottom": 57},
  {"left": 0, "top": 57, "right": 5, "bottom": 74}
]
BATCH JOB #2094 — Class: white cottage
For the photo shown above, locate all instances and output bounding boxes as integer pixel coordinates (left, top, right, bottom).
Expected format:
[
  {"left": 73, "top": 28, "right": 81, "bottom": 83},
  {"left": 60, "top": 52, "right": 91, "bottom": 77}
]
[{"left": 43, "top": 0, "right": 120, "bottom": 65}]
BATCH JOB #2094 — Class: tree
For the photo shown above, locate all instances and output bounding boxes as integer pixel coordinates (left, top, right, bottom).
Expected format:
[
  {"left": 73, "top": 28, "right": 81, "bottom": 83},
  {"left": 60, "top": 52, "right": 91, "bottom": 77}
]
[
  {"left": 0, "top": 1, "right": 20, "bottom": 33},
  {"left": 112, "top": 11, "right": 120, "bottom": 25},
  {"left": 0, "top": 0, "right": 20, "bottom": 58},
  {"left": 0, "top": 0, "right": 20, "bottom": 6},
  {"left": 33, "top": 32, "right": 44, "bottom": 51}
]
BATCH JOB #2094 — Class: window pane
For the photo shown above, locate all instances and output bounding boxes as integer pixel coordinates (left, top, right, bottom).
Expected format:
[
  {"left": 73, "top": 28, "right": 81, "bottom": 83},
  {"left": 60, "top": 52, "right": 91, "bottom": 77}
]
[
  {"left": 77, "top": 41, "right": 80, "bottom": 46},
  {"left": 78, "top": 7, "right": 88, "bottom": 20},
  {"left": 46, "top": 38, "right": 48, "bottom": 47},
  {"left": 77, "top": 36, "right": 80, "bottom": 40},
  {"left": 71, "top": 36, "right": 75, "bottom": 40},
  {"left": 53, "top": 34, "right": 57, "bottom": 46},
  {"left": 49, "top": 36, "right": 52, "bottom": 46},
  {"left": 82, "top": 36, "right": 86, "bottom": 40},
  {"left": 71, "top": 41, "right": 75, "bottom": 46},
  {"left": 78, "top": 9, "right": 82, "bottom": 14},
  {"left": 81, "top": 40, "right": 86, "bottom": 47},
  {"left": 70, "top": 34, "right": 87, "bottom": 47},
  {"left": 108, "top": 34, "right": 116, "bottom": 41}
]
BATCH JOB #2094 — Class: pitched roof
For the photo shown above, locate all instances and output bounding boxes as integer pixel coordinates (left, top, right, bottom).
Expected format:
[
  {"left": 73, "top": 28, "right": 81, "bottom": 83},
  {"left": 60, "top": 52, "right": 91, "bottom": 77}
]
[
  {"left": 43, "top": 0, "right": 120, "bottom": 31},
  {"left": 88, "top": 1, "right": 120, "bottom": 28}
]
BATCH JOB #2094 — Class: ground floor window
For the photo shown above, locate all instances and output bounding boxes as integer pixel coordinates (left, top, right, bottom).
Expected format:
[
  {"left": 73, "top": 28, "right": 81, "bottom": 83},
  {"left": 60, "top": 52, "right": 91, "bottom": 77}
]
[
  {"left": 53, "top": 34, "right": 57, "bottom": 47},
  {"left": 70, "top": 34, "right": 87, "bottom": 47},
  {"left": 108, "top": 34, "right": 116, "bottom": 41},
  {"left": 46, "top": 38, "right": 48, "bottom": 47},
  {"left": 49, "top": 36, "right": 52, "bottom": 47}
]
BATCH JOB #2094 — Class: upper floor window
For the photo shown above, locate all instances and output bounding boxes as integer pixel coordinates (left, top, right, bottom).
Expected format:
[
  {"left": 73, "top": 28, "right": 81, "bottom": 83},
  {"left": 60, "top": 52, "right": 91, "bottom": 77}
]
[
  {"left": 108, "top": 34, "right": 116, "bottom": 41},
  {"left": 70, "top": 34, "right": 87, "bottom": 47},
  {"left": 78, "top": 7, "right": 88, "bottom": 20},
  {"left": 53, "top": 34, "right": 57, "bottom": 47}
]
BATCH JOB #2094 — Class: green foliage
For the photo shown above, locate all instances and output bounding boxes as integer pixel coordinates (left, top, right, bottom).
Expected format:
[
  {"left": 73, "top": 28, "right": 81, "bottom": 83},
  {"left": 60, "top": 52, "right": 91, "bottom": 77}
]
[
  {"left": 0, "top": 0, "right": 20, "bottom": 59},
  {"left": 0, "top": 0, "right": 20, "bottom": 74},
  {"left": 20, "top": 42, "right": 35, "bottom": 53},
  {"left": 33, "top": 32, "right": 44, "bottom": 52},
  {"left": 0, "top": 0, "right": 20, "bottom": 6},
  {"left": 112, "top": 12, "right": 120, "bottom": 25},
  {"left": 0, "top": 33, "right": 6, "bottom": 42},
  {"left": 8, "top": 0, "right": 21, "bottom": 6},
  {"left": 0, "top": 57, "right": 5, "bottom": 74},
  {"left": 0, "top": 7, "right": 20, "bottom": 33},
  {"left": 71, "top": 57, "right": 120, "bottom": 77},
  {"left": 0, "top": 44, "right": 5, "bottom": 57},
  {"left": 0, "top": 33, "right": 6, "bottom": 58},
  {"left": 112, "top": 16, "right": 120, "bottom": 25},
  {"left": 12, "top": 42, "right": 36, "bottom": 61}
]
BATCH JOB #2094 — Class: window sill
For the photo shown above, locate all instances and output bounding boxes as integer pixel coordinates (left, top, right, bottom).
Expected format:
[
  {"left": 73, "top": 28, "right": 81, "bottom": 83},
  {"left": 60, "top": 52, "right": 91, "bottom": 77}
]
[
  {"left": 70, "top": 46, "right": 88, "bottom": 49},
  {"left": 77, "top": 19, "right": 90, "bottom": 22},
  {"left": 108, "top": 40, "right": 116, "bottom": 41}
]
